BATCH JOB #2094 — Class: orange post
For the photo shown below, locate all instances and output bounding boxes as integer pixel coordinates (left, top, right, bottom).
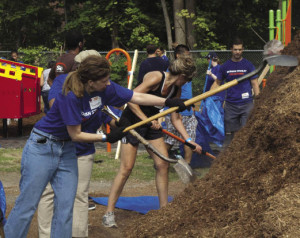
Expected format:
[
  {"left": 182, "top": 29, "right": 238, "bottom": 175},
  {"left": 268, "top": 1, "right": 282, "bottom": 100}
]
[
  {"left": 282, "top": 0, "right": 292, "bottom": 46},
  {"left": 105, "top": 48, "right": 132, "bottom": 152},
  {"left": 262, "top": 79, "right": 267, "bottom": 88}
]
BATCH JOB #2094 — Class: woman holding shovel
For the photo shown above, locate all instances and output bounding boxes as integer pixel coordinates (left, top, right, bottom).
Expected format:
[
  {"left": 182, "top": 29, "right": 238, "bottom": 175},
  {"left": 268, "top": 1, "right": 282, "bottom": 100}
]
[
  {"left": 103, "top": 55, "right": 202, "bottom": 228},
  {"left": 4, "top": 55, "right": 188, "bottom": 238}
]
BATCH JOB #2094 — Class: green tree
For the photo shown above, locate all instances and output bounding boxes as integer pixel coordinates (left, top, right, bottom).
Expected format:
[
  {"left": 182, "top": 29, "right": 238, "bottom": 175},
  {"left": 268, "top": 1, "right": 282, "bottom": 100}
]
[{"left": 0, "top": 0, "right": 62, "bottom": 50}]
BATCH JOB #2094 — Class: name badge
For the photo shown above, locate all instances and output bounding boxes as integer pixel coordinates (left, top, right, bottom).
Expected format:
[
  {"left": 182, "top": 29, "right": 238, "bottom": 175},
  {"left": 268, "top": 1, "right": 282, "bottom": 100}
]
[
  {"left": 89, "top": 96, "right": 102, "bottom": 110},
  {"left": 241, "top": 92, "right": 249, "bottom": 99}
]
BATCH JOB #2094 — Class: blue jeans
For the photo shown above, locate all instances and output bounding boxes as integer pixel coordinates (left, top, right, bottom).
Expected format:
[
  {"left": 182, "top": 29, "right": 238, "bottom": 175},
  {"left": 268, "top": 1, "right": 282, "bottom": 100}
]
[
  {"left": 41, "top": 90, "right": 50, "bottom": 114},
  {"left": 4, "top": 129, "right": 78, "bottom": 238}
]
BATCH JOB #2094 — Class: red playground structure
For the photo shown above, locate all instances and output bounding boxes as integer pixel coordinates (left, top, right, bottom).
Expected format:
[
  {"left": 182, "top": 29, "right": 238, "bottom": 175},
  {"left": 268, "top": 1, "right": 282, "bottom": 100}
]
[{"left": 0, "top": 59, "right": 43, "bottom": 137}]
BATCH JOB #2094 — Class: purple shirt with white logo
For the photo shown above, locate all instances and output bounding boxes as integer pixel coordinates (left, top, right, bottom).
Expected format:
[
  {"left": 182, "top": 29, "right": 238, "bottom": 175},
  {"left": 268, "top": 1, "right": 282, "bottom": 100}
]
[{"left": 216, "top": 58, "right": 257, "bottom": 105}]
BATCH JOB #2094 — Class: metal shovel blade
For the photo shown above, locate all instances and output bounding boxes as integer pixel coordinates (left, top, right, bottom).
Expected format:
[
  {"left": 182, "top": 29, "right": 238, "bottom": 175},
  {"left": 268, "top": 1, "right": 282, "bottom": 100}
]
[
  {"left": 173, "top": 158, "right": 195, "bottom": 184},
  {"left": 265, "top": 55, "right": 298, "bottom": 67}
]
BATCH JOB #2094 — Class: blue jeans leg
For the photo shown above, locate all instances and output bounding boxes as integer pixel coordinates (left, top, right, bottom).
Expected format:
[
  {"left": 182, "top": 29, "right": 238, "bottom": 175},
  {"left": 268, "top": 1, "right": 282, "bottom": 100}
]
[
  {"left": 50, "top": 141, "right": 78, "bottom": 238},
  {"left": 4, "top": 132, "right": 77, "bottom": 238},
  {"left": 41, "top": 90, "right": 50, "bottom": 114},
  {"left": 4, "top": 133, "right": 57, "bottom": 238}
]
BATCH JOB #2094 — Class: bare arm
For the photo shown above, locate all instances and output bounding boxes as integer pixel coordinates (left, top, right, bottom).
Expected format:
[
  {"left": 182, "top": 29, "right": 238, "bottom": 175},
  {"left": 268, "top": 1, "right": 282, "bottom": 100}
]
[
  {"left": 130, "top": 92, "right": 166, "bottom": 107},
  {"left": 210, "top": 79, "right": 222, "bottom": 90},
  {"left": 170, "top": 90, "right": 202, "bottom": 154},
  {"left": 129, "top": 71, "right": 166, "bottom": 107},
  {"left": 128, "top": 72, "right": 165, "bottom": 129},
  {"left": 67, "top": 124, "right": 105, "bottom": 143},
  {"left": 40, "top": 72, "right": 45, "bottom": 87},
  {"left": 49, "top": 98, "right": 55, "bottom": 108},
  {"left": 251, "top": 78, "right": 260, "bottom": 96}
]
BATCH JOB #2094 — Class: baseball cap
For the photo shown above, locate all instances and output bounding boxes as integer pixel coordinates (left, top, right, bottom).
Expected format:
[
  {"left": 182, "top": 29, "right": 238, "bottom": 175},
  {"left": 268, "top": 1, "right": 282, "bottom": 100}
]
[
  {"left": 205, "top": 51, "right": 218, "bottom": 60},
  {"left": 75, "top": 50, "right": 101, "bottom": 63}
]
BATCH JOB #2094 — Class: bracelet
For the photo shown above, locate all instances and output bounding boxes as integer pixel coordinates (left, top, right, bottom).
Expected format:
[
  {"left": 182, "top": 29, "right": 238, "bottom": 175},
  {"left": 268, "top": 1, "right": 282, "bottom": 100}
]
[
  {"left": 185, "top": 137, "right": 192, "bottom": 142},
  {"left": 101, "top": 134, "right": 107, "bottom": 142}
]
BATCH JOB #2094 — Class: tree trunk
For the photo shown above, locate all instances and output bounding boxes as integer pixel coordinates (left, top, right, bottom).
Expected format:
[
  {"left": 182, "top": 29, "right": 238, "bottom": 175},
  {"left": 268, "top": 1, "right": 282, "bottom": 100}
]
[
  {"left": 161, "top": 0, "right": 173, "bottom": 50},
  {"left": 111, "top": 2, "right": 119, "bottom": 49},
  {"left": 64, "top": 0, "right": 68, "bottom": 24},
  {"left": 111, "top": 25, "right": 119, "bottom": 49},
  {"left": 185, "top": 0, "right": 196, "bottom": 49},
  {"left": 173, "top": 0, "right": 186, "bottom": 45}
]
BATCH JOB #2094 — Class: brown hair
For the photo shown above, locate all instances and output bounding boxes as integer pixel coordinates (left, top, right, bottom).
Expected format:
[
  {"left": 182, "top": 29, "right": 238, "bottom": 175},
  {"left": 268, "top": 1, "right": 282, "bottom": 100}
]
[
  {"left": 63, "top": 55, "right": 110, "bottom": 97},
  {"left": 168, "top": 55, "right": 196, "bottom": 81}
]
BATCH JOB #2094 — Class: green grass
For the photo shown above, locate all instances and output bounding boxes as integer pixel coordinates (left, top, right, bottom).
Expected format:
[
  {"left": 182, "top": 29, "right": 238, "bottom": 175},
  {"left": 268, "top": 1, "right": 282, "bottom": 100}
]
[
  {"left": 0, "top": 148, "right": 210, "bottom": 182},
  {"left": 0, "top": 148, "right": 22, "bottom": 172},
  {"left": 92, "top": 151, "right": 180, "bottom": 182}
]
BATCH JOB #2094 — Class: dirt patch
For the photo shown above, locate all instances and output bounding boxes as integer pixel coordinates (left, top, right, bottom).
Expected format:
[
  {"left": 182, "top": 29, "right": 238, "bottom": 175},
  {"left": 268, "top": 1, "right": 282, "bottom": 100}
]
[
  {"left": 123, "top": 33, "right": 300, "bottom": 237},
  {"left": 3, "top": 173, "right": 187, "bottom": 238}
]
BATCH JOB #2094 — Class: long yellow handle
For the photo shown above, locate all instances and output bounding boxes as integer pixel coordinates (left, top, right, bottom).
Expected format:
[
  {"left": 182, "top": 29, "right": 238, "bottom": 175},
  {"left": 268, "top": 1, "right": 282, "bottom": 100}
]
[{"left": 124, "top": 80, "right": 238, "bottom": 132}]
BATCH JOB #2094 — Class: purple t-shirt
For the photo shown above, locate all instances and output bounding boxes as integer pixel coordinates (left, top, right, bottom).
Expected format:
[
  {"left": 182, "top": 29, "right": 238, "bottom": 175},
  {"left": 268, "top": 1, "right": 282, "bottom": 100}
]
[
  {"left": 216, "top": 58, "right": 257, "bottom": 105},
  {"left": 48, "top": 74, "right": 123, "bottom": 156},
  {"left": 137, "top": 57, "right": 169, "bottom": 83},
  {"left": 35, "top": 80, "right": 133, "bottom": 140}
]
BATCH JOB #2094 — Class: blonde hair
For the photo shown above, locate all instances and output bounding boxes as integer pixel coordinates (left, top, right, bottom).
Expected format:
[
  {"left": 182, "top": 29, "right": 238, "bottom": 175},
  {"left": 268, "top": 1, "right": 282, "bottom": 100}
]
[
  {"left": 168, "top": 55, "right": 196, "bottom": 81},
  {"left": 63, "top": 55, "right": 110, "bottom": 97}
]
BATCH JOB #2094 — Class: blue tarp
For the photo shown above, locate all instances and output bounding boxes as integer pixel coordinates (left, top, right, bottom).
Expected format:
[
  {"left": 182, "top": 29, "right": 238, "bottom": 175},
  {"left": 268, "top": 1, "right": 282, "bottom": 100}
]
[
  {"left": 187, "top": 96, "right": 225, "bottom": 168},
  {"left": 90, "top": 196, "right": 173, "bottom": 214},
  {"left": 0, "top": 181, "right": 6, "bottom": 225},
  {"left": 198, "top": 96, "right": 225, "bottom": 147}
]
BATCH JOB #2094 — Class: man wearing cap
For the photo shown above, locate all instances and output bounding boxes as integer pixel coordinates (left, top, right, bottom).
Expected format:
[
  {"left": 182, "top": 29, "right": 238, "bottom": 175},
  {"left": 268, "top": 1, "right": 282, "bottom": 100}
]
[
  {"left": 205, "top": 51, "right": 225, "bottom": 101},
  {"left": 48, "top": 30, "right": 84, "bottom": 87},
  {"left": 38, "top": 50, "right": 110, "bottom": 238},
  {"left": 211, "top": 38, "right": 260, "bottom": 147}
]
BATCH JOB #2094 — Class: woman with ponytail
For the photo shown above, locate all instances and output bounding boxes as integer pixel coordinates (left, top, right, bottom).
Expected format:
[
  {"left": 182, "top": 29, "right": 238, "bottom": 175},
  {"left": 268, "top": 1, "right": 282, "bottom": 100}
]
[{"left": 5, "top": 54, "right": 189, "bottom": 238}]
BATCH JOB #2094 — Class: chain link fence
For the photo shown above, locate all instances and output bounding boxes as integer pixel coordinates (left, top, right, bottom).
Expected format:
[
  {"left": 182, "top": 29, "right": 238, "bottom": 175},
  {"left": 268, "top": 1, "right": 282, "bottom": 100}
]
[
  {"left": 0, "top": 50, "right": 264, "bottom": 97},
  {"left": 103, "top": 50, "right": 265, "bottom": 96}
]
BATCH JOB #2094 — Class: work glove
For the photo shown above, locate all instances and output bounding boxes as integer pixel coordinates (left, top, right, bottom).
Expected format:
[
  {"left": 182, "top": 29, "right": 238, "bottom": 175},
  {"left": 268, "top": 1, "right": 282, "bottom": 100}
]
[
  {"left": 115, "top": 115, "right": 131, "bottom": 128},
  {"left": 165, "top": 98, "right": 191, "bottom": 113},
  {"left": 106, "top": 126, "right": 128, "bottom": 143}
]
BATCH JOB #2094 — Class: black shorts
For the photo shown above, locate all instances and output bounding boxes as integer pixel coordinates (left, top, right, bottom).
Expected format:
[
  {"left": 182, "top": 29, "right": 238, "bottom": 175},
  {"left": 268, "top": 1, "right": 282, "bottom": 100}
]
[{"left": 122, "top": 126, "right": 163, "bottom": 146}]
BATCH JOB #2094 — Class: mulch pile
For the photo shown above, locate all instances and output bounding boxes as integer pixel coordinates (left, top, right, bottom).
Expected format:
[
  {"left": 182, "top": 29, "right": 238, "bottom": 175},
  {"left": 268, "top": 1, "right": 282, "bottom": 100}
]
[{"left": 124, "top": 32, "right": 300, "bottom": 238}]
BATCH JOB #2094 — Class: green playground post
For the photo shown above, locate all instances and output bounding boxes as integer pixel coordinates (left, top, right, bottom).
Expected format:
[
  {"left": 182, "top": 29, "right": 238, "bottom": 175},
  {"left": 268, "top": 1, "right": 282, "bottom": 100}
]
[
  {"left": 276, "top": 9, "right": 282, "bottom": 42},
  {"left": 269, "top": 10, "right": 275, "bottom": 73},
  {"left": 269, "top": 10, "right": 274, "bottom": 41}
]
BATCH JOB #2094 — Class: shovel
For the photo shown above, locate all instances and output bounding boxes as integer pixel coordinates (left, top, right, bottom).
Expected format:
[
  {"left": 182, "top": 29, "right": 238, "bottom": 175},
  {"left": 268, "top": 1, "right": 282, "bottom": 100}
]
[
  {"left": 160, "top": 128, "right": 216, "bottom": 160},
  {"left": 101, "top": 106, "right": 195, "bottom": 184},
  {"left": 123, "top": 54, "right": 298, "bottom": 132}
]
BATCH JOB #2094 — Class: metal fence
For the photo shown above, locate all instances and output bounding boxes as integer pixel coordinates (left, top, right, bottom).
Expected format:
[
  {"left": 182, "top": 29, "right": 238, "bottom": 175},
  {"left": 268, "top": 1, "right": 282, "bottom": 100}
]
[
  {"left": 0, "top": 50, "right": 264, "bottom": 97},
  {"left": 106, "top": 50, "right": 265, "bottom": 96}
]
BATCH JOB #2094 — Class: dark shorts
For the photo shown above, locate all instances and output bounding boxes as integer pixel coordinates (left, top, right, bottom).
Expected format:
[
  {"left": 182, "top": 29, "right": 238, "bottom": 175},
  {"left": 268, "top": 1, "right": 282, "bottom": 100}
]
[
  {"left": 224, "top": 101, "right": 254, "bottom": 133},
  {"left": 122, "top": 126, "right": 163, "bottom": 146}
]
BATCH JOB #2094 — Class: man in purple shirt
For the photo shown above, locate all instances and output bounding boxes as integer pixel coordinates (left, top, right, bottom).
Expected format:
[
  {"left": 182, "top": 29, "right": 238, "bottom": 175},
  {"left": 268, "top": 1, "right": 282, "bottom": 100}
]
[
  {"left": 211, "top": 38, "right": 260, "bottom": 147},
  {"left": 137, "top": 44, "right": 169, "bottom": 83}
]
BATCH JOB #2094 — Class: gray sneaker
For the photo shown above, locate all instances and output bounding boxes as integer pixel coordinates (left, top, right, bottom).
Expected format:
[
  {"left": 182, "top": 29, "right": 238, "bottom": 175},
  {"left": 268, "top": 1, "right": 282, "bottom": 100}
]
[{"left": 102, "top": 212, "right": 118, "bottom": 228}]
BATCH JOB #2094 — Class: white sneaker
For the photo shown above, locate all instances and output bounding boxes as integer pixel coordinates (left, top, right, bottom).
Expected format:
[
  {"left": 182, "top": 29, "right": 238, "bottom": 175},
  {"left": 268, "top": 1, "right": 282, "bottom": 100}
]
[
  {"left": 88, "top": 203, "right": 96, "bottom": 210},
  {"left": 102, "top": 212, "right": 118, "bottom": 228}
]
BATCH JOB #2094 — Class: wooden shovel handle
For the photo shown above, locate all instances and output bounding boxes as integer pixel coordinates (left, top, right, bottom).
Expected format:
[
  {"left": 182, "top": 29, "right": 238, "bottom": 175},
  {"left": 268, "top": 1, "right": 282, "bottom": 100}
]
[{"left": 123, "top": 80, "right": 238, "bottom": 132}]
